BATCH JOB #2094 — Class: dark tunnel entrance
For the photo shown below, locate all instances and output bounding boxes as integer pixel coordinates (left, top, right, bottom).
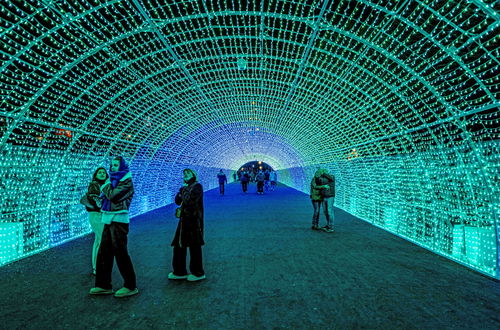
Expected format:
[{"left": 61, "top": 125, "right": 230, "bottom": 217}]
[{"left": 237, "top": 160, "right": 274, "bottom": 180}]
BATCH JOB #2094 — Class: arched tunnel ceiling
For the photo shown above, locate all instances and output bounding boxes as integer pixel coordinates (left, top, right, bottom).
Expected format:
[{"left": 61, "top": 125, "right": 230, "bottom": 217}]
[{"left": 1, "top": 0, "right": 498, "bottom": 167}]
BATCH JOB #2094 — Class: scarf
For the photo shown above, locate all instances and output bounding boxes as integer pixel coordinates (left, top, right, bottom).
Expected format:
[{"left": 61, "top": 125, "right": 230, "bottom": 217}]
[{"left": 101, "top": 158, "right": 130, "bottom": 211}]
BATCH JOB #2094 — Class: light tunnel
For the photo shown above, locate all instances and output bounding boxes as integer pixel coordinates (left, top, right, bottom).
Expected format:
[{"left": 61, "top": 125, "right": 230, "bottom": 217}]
[{"left": 0, "top": 0, "right": 499, "bottom": 279}]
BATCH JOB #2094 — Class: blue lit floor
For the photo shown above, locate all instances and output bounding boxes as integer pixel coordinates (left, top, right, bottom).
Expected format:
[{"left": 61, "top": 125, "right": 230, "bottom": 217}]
[{"left": 1, "top": 183, "right": 499, "bottom": 329}]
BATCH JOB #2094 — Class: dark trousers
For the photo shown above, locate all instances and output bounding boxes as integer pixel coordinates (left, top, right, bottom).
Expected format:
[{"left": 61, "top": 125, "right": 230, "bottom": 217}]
[
  {"left": 257, "top": 181, "right": 264, "bottom": 192},
  {"left": 219, "top": 183, "right": 225, "bottom": 195},
  {"left": 241, "top": 181, "right": 248, "bottom": 192},
  {"left": 173, "top": 245, "right": 204, "bottom": 277},
  {"left": 95, "top": 222, "right": 137, "bottom": 290}
]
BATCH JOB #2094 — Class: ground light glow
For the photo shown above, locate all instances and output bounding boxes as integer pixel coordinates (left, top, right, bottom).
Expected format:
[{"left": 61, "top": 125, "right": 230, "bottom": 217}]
[{"left": 0, "top": 1, "right": 498, "bottom": 278}]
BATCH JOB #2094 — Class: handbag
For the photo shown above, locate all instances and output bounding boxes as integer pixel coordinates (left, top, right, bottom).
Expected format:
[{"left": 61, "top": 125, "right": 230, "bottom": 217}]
[
  {"left": 175, "top": 206, "right": 182, "bottom": 218},
  {"left": 79, "top": 194, "right": 93, "bottom": 208}
]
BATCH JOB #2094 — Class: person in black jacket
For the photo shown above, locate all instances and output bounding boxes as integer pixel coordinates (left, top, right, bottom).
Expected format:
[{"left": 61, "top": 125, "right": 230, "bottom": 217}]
[
  {"left": 85, "top": 167, "right": 108, "bottom": 275},
  {"left": 89, "top": 156, "right": 138, "bottom": 297},
  {"left": 168, "top": 168, "right": 206, "bottom": 282}
]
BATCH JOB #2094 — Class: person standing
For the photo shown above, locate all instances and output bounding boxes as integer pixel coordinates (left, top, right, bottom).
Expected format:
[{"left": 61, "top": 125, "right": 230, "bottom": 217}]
[
  {"left": 217, "top": 169, "right": 227, "bottom": 195},
  {"left": 310, "top": 169, "right": 324, "bottom": 230},
  {"left": 317, "top": 169, "right": 335, "bottom": 233},
  {"left": 89, "top": 156, "right": 139, "bottom": 297},
  {"left": 168, "top": 169, "right": 206, "bottom": 282},
  {"left": 85, "top": 167, "right": 108, "bottom": 275}
]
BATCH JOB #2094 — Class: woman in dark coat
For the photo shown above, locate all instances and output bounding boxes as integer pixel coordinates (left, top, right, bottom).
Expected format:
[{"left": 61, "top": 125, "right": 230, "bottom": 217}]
[{"left": 168, "top": 168, "right": 206, "bottom": 281}]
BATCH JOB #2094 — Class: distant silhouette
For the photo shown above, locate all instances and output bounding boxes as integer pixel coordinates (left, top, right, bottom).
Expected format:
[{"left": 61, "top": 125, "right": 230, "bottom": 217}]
[
  {"left": 269, "top": 170, "right": 277, "bottom": 191},
  {"left": 217, "top": 169, "right": 227, "bottom": 195},
  {"left": 255, "top": 170, "right": 265, "bottom": 194},
  {"left": 264, "top": 169, "right": 270, "bottom": 192},
  {"left": 240, "top": 170, "right": 250, "bottom": 193}
]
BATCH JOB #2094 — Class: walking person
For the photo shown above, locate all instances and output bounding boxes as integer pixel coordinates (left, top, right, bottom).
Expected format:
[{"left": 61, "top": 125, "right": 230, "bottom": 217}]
[
  {"left": 84, "top": 167, "right": 108, "bottom": 275},
  {"left": 217, "top": 169, "right": 227, "bottom": 195},
  {"left": 240, "top": 170, "right": 249, "bottom": 193},
  {"left": 168, "top": 169, "right": 206, "bottom": 282},
  {"left": 89, "top": 156, "right": 139, "bottom": 297},
  {"left": 255, "top": 170, "right": 265, "bottom": 194},
  {"left": 317, "top": 169, "right": 335, "bottom": 232}
]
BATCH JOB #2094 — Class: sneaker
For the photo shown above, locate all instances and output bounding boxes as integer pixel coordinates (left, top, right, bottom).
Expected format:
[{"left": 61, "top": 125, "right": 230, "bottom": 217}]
[
  {"left": 114, "top": 287, "right": 139, "bottom": 298},
  {"left": 89, "top": 287, "right": 113, "bottom": 295},
  {"left": 311, "top": 225, "right": 320, "bottom": 230},
  {"left": 187, "top": 274, "right": 206, "bottom": 282},
  {"left": 321, "top": 226, "right": 334, "bottom": 233},
  {"left": 168, "top": 272, "right": 188, "bottom": 280}
]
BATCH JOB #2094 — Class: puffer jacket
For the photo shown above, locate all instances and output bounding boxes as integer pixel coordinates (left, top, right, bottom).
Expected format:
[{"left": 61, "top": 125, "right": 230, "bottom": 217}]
[{"left": 101, "top": 172, "right": 134, "bottom": 212}]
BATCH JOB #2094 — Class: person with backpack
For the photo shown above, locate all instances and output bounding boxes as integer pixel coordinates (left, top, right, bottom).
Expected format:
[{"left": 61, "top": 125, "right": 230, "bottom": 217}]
[
  {"left": 240, "top": 170, "right": 250, "bottom": 193},
  {"left": 255, "top": 170, "right": 265, "bottom": 194}
]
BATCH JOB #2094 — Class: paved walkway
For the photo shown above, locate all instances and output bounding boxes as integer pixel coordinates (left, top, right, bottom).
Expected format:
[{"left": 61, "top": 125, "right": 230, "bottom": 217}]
[{"left": 1, "top": 183, "right": 499, "bottom": 329}]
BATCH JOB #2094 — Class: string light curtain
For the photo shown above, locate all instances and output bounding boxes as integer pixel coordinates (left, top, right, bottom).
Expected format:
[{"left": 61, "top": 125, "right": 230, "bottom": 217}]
[{"left": 0, "top": 0, "right": 498, "bottom": 278}]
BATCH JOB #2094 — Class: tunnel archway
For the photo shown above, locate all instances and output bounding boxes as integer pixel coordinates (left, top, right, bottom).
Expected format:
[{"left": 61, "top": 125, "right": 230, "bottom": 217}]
[{"left": 0, "top": 0, "right": 498, "bottom": 279}]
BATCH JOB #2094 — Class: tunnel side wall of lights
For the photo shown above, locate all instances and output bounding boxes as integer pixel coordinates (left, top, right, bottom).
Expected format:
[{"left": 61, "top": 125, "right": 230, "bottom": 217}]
[{"left": 279, "top": 139, "right": 499, "bottom": 278}]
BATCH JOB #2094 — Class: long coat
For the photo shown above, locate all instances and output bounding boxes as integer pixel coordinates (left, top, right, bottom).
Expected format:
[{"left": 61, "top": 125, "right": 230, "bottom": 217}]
[{"left": 171, "top": 182, "right": 204, "bottom": 247}]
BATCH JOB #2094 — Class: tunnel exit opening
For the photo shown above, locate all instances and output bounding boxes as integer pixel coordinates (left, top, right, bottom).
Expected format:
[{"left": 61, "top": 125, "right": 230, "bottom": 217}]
[{"left": 237, "top": 160, "right": 274, "bottom": 176}]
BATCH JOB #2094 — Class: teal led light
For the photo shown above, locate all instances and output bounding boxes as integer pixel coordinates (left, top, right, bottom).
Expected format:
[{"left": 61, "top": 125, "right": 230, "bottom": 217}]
[{"left": 0, "top": 0, "right": 498, "bottom": 278}]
